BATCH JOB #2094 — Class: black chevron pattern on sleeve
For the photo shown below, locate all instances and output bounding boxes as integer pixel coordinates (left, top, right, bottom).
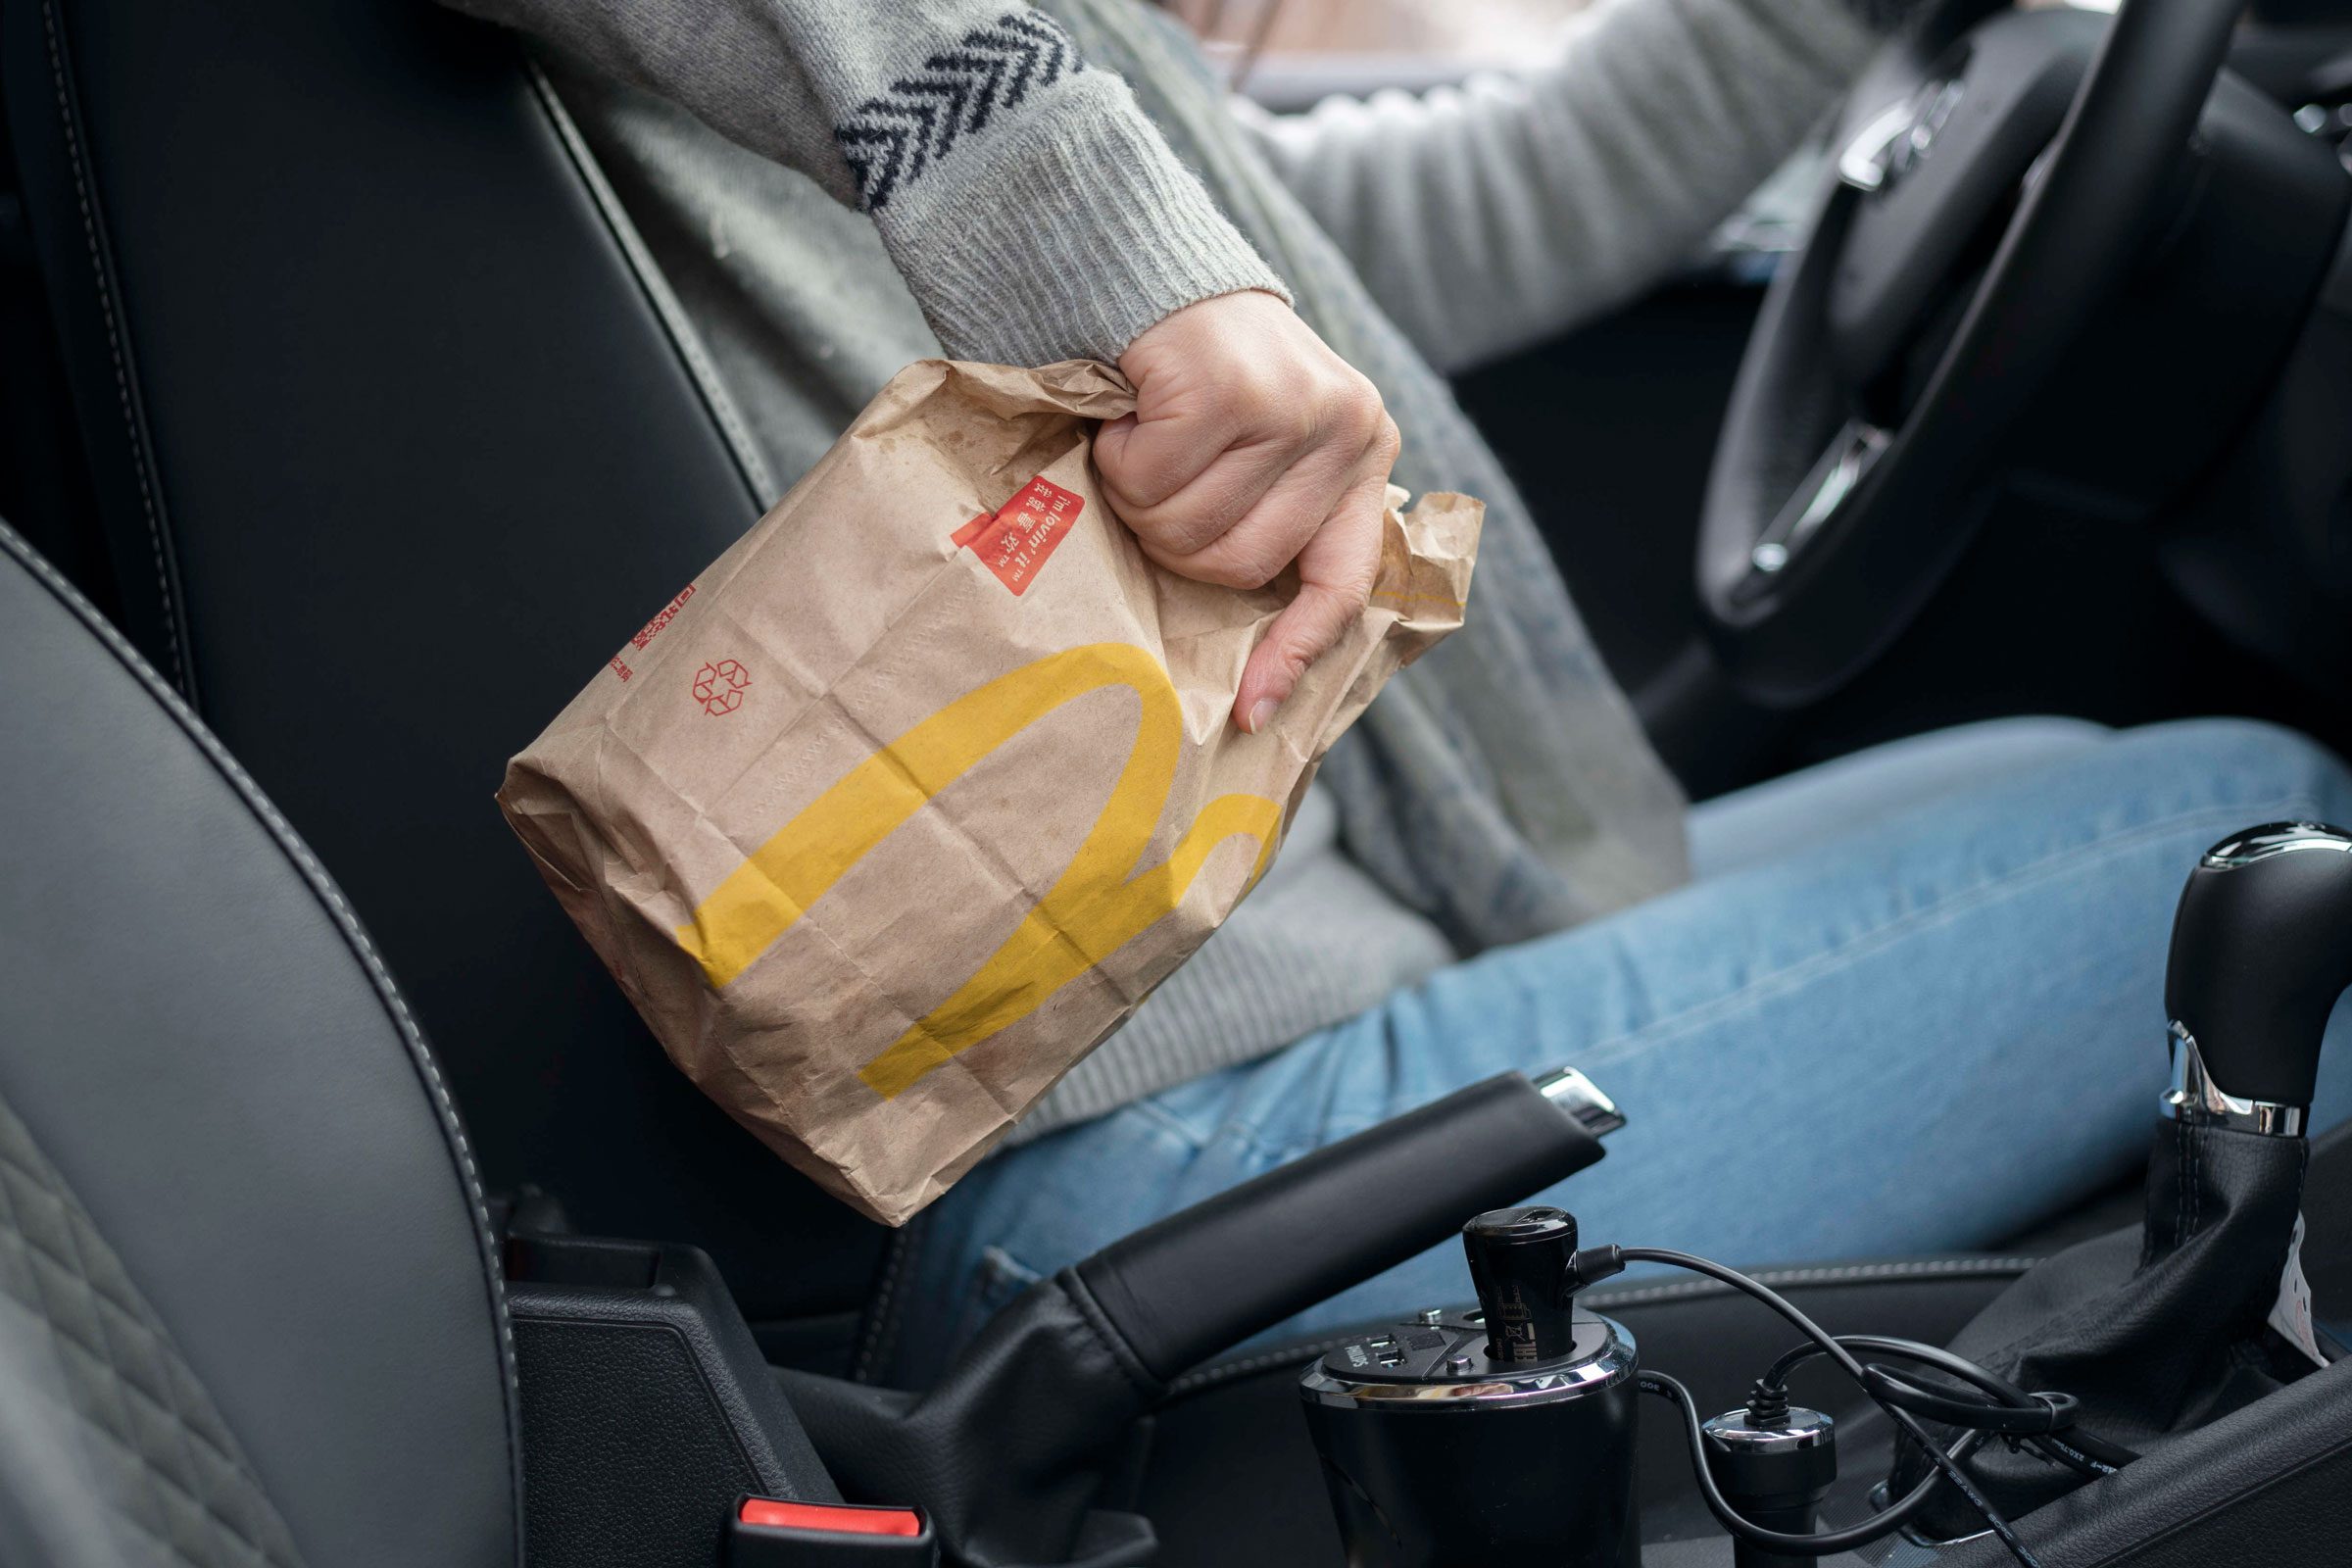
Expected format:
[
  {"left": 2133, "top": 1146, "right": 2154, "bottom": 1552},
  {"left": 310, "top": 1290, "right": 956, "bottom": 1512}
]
[{"left": 834, "top": 11, "right": 1084, "bottom": 212}]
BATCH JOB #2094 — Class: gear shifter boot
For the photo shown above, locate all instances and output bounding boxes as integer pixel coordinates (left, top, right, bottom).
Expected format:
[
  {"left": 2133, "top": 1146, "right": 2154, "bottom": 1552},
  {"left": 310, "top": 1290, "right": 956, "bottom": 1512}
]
[
  {"left": 1892, "top": 1117, "right": 2313, "bottom": 1537},
  {"left": 1892, "top": 823, "right": 2352, "bottom": 1539}
]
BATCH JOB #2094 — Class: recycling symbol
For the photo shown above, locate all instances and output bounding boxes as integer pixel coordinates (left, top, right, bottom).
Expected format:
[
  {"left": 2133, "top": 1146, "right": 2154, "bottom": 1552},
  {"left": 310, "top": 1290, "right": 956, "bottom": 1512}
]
[{"left": 692, "top": 659, "right": 750, "bottom": 716}]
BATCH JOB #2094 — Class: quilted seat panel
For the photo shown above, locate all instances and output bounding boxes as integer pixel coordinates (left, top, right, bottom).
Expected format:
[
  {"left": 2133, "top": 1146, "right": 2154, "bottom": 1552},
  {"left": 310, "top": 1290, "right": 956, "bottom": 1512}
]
[{"left": 0, "top": 1096, "right": 301, "bottom": 1568}]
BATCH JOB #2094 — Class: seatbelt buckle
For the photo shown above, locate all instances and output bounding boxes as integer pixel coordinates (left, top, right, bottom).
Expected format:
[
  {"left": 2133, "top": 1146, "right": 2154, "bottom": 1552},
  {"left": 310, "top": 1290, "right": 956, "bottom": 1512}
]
[{"left": 726, "top": 1496, "right": 939, "bottom": 1565}]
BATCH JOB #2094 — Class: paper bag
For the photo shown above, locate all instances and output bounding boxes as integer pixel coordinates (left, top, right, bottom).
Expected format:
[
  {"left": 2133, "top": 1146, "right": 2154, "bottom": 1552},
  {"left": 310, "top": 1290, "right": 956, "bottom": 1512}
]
[{"left": 498, "top": 359, "right": 1481, "bottom": 1224}]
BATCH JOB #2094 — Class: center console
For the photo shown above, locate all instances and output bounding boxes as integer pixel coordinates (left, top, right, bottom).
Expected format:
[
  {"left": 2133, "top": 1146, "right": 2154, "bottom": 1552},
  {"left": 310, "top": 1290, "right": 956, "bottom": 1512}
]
[
  {"left": 497, "top": 823, "right": 2352, "bottom": 1568},
  {"left": 1294, "top": 821, "right": 2352, "bottom": 1567}
]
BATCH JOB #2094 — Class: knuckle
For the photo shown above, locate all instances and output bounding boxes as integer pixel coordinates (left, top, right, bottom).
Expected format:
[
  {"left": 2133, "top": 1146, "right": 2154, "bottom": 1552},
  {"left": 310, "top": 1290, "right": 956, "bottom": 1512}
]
[
  {"left": 1321, "top": 568, "right": 1376, "bottom": 616},
  {"left": 1101, "top": 454, "right": 1180, "bottom": 513},
  {"left": 1242, "top": 358, "right": 1301, "bottom": 410},
  {"left": 1129, "top": 506, "right": 1220, "bottom": 559},
  {"left": 1292, "top": 405, "right": 1324, "bottom": 450},
  {"left": 1278, "top": 624, "right": 1329, "bottom": 677},
  {"left": 1269, "top": 344, "right": 1320, "bottom": 387},
  {"left": 1190, "top": 553, "right": 1277, "bottom": 591},
  {"left": 1167, "top": 518, "right": 1231, "bottom": 558},
  {"left": 1333, "top": 374, "right": 1383, "bottom": 430}
]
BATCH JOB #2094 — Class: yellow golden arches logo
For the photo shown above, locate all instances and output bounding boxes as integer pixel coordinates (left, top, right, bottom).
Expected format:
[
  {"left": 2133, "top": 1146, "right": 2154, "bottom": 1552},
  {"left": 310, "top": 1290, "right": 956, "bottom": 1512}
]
[{"left": 673, "top": 643, "right": 1283, "bottom": 1100}]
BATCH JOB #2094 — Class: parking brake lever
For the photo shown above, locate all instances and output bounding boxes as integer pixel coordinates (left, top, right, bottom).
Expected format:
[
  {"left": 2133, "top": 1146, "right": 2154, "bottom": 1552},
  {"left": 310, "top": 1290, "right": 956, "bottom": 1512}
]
[
  {"left": 780, "top": 1067, "right": 1616, "bottom": 1567},
  {"left": 1068, "top": 1067, "right": 1615, "bottom": 1385},
  {"left": 2165, "top": 822, "right": 2352, "bottom": 1129}
]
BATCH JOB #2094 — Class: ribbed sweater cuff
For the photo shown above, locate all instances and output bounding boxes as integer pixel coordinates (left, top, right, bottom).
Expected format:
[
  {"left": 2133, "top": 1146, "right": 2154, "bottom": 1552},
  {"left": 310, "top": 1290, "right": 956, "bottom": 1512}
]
[{"left": 880, "top": 75, "right": 1292, "bottom": 366}]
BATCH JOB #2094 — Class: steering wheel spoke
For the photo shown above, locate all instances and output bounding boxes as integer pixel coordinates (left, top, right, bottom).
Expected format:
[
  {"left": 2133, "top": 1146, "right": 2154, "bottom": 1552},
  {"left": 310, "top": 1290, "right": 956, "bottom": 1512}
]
[{"left": 1740, "top": 420, "right": 1890, "bottom": 597}]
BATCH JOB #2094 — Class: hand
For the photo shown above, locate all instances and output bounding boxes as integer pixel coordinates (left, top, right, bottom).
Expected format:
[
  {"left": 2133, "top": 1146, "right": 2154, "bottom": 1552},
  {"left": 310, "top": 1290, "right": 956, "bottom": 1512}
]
[{"left": 1096, "top": 291, "right": 1400, "bottom": 733}]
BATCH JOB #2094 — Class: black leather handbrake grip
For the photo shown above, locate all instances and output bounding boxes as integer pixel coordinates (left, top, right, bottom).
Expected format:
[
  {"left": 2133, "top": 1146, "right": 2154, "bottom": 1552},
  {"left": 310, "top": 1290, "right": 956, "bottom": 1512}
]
[{"left": 1067, "top": 1071, "right": 1607, "bottom": 1386}]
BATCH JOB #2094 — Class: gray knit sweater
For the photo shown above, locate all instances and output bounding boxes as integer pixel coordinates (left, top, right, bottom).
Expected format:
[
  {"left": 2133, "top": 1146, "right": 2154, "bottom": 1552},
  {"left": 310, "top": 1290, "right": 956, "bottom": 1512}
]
[
  {"left": 452, "top": 0, "right": 1887, "bottom": 1138},
  {"left": 449, "top": 0, "right": 1292, "bottom": 364}
]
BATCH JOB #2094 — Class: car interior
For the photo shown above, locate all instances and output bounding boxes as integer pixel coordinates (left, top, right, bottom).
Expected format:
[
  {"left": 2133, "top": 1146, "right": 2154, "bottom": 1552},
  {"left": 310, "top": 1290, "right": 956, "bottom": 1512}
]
[{"left": 6, "top": 0, "right": 2352, "bottom": 1563}]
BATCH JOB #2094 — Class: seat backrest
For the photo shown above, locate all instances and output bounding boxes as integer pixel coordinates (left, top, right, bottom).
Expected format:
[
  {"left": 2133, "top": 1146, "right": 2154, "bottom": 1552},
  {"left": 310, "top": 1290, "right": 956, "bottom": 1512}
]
[
  {"left": 0, "top": 518, "right": 518, "bottom": 1565},
  {"left": 2, "top": 0, "right": 886, "bottom": 1325}
]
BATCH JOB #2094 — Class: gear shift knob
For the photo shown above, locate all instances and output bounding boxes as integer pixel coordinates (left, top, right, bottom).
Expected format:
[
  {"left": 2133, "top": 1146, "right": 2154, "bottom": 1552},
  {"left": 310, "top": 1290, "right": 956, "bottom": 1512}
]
[{"left": 2164, "top": 822, "right": 2352, "bottom": 1131}]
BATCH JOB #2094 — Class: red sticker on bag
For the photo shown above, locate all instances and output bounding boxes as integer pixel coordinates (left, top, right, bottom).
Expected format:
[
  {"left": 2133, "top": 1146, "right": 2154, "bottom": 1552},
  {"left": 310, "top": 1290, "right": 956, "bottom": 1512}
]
[{"left": 951, "top": 476, "right": 1084, "bottom": 596}]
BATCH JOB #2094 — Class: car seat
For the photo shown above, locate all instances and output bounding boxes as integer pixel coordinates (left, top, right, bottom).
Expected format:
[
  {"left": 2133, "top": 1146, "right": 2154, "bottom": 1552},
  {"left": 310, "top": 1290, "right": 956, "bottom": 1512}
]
[
  {"left": 0, "top": 514, "right": 522, "bottom": 1564},
  {"left": 1, "top": 0, "right": 885, "bottom": 1352}
]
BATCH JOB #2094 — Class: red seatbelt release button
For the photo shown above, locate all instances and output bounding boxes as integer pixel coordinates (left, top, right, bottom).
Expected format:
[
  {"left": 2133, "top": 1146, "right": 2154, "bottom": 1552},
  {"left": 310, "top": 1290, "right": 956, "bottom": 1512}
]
[
  {"left": 728, "top": 1495, "right": 937, "bottom": 1565},
  {"left": 740, "top": 1498, "right": 921, "bottom": 1536}
]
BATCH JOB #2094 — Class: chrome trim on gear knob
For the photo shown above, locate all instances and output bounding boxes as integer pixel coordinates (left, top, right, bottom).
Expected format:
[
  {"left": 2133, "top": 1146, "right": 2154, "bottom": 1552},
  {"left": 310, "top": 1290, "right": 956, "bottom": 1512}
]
[
  {"left": 2163, "top": 1022, "right": 2307, "bottom": 1138},
  {"left": 2200, "top": 822, "right": 2352, "bottom": 869}
]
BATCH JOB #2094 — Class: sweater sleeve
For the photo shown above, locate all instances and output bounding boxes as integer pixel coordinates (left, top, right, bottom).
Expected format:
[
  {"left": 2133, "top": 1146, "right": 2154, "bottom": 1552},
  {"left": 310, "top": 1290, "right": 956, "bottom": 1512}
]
[
  {"left": 1237, "top": 0, "right": 1888, "bottom": 375},
  {"left": 442, "top": 0, "right": 1288, "bottom": 365}
]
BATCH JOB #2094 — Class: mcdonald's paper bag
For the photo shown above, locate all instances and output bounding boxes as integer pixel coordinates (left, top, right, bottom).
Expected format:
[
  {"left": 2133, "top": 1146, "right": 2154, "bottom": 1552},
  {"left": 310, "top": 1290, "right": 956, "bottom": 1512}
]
[{"left": 497, "top": 360, "right": 1482, "bottom": 1225}]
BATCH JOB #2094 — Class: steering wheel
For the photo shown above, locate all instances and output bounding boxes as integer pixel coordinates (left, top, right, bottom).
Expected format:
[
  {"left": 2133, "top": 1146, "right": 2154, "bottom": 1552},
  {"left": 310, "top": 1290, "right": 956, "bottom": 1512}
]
[{"left": 1698, "top": 0, "right": 2244, "bottom": 705}]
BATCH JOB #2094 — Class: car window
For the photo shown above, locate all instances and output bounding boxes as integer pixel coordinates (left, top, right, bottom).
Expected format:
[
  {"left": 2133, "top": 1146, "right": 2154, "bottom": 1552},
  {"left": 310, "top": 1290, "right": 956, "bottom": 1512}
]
[
  {"left": 1174, "top": 0, "right": 1596, "bottom": 75},
  {"left": 1176, "top": 0, "right": 2122, "bottom": 104},
  {"left": 1171, "top": 0, "right": 2121, "bottom": 273}
]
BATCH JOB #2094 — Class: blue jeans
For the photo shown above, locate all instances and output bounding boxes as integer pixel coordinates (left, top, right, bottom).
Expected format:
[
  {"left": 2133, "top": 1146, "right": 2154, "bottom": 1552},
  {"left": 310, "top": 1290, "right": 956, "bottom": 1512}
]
[{"left": 870, "top": 718, "right": 2352, "bottom": 1389}]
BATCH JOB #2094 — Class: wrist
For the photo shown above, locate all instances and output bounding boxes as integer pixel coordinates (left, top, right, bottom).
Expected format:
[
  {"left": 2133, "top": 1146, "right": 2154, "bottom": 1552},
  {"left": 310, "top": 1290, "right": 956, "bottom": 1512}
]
[
  {"left": 1119, "top": 287, "right": 1293, "bottom": 373},
  {"left": 878, "top": 74, "right": 1291, "bottom": 366}
]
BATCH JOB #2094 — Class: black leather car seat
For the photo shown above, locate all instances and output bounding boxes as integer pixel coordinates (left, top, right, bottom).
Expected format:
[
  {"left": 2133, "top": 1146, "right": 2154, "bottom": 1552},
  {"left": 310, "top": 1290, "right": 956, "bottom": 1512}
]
[
  {"left": 0, "top": 0, "right": 884, "bottom": 1337},
  {"left": 0, "top": 515, "right": 519, "bottom": 1565}
]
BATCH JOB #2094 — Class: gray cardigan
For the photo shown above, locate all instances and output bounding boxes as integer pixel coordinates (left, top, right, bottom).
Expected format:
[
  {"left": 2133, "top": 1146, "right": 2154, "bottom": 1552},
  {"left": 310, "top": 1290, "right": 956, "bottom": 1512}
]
[{"left": 453, "top": 0, "right": 1889, "bottom": 1138}]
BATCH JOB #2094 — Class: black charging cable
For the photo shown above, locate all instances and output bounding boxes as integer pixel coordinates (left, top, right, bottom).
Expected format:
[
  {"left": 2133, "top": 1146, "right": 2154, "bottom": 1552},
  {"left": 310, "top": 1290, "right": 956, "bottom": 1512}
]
[
  {"left": 1570, "top": 1245, "right": 2053, "bottom": 1567},
  {"left": 1641, "top": 1368, "right": 1989, "bottom": 1554},
  {"left": 1762, "top": 1335, "right": 2136, "bottom": 1478}
]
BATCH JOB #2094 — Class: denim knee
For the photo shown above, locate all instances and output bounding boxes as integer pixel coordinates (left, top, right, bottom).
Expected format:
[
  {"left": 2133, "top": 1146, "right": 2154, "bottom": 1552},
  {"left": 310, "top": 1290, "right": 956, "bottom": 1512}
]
[{"left": 2121, "top": 718, "right": 2352, "bottom": 822}]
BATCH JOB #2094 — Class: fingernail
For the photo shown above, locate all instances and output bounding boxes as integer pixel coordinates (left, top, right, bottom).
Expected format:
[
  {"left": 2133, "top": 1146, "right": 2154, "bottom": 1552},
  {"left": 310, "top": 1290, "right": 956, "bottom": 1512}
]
[{"left": 1247, "top": 699, "right": 1277, "bottom": 733}]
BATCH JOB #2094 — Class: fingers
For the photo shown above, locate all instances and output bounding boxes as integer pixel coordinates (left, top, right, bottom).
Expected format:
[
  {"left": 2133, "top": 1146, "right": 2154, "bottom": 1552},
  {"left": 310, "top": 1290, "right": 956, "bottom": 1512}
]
[
  {"left": 1110, "top": 426, "right": 1312, "bottom": 561},
  {"left": 1134, "top": 420, "right": 1364, "bottom": 590},
  {"left": 1100, "top": 291, "right": 1404, "bottom": 733},
  {"left": 1098, "top": 368, "right": 1336, "bottom": 559},
  {"left": 1094, "top": 401, "right": 1251, "bottom": 521},
  {"left": 1235, "top": 419, "right": 1397, "bottom": 733}
]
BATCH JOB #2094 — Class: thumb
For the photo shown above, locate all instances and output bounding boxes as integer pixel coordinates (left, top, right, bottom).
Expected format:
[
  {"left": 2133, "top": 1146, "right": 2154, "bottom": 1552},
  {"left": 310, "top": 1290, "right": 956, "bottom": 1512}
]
[{"left": 1235, "top": 491, "right": 1384, "bottom": 733}]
